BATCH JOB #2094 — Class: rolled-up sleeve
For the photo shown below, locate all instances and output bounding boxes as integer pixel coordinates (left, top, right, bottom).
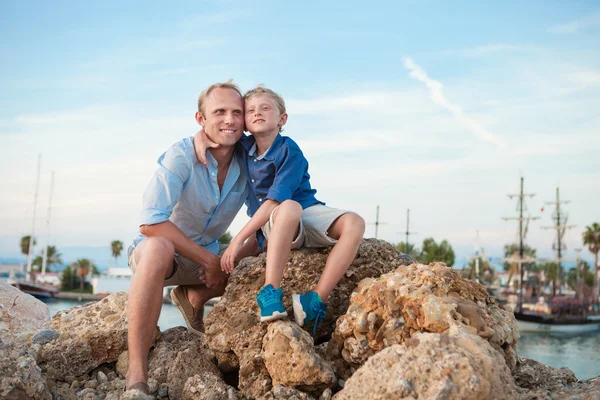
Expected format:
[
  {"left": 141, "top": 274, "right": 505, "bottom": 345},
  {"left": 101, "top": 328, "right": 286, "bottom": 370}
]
[
  {"left": 266, "top": 146, "right": 306, "bottom": 203},
  {"left": 140, "top": 144, "right": 192, "bottom": 226}
]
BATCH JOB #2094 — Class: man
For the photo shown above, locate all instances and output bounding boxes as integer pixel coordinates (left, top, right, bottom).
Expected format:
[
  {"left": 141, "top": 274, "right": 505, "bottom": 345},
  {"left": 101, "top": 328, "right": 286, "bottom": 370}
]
[{"left": 125, "top": 81, "right": 257, "bottom": 393}]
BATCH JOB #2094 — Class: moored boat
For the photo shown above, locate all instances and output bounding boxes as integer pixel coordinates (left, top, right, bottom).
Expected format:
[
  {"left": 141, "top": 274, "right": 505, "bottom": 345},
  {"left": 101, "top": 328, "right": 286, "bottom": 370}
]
[
  {"left": 11, "top": 280, "right": 58, "bottom": 298},
  {"left": 516, "top": 311, "right": 600, "bottom": 333}
]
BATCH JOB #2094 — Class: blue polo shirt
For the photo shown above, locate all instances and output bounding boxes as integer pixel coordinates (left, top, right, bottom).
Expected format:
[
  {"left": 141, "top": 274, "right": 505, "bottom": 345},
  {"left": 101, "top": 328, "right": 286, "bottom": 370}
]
[{"left": 238, "top": 134, "right": 322, "bottom": 246}]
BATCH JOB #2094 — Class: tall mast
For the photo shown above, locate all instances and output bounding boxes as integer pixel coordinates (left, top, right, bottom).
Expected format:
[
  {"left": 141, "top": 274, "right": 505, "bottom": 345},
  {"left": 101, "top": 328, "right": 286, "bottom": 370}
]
[
  {"left": 41, "top": 170, "right": 55, "bottom": 276},
  {"left": 502, "top": 177, "right": 539, "bottom": 312},
  {"left": 404, "top": 209, "right": 417, "bottom": 251},
  {"left": 26, "top": 154, "right": 42, "bottom": 281},
  {"left": 541, "top": 187, "right": 575, "bottom": 295},
  {"left": 368, "top": 205, "right": 388, "bottom": 239}
]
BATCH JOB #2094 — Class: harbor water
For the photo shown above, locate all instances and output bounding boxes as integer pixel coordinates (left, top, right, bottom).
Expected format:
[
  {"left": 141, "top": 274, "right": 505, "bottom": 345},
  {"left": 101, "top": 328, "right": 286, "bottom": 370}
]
[{"left": 41, "top": 298, "right": 600, "bottom": 381}]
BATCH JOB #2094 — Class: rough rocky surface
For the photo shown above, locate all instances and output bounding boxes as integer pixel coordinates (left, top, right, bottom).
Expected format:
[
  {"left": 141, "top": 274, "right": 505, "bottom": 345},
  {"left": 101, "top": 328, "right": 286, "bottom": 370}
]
[
  {"left": 146, "top": 327, "right": 223, "bottom": 400},
  {"left": 334, "top": 332, "right": 517, "bottom": 399},
  {"left": 0, "top": 282, "right": 51, "bottom": 345},
  {"left": 35, "top": 292, "right": 153, "bottom": 380},
  {"left": 204, "top": 239, "right": 408, "bottom": 398},
  {"left": 3, "top": 240, "right": 600, "bottom": 400},
  {"left": 182, "top": 372, "right": 241, "bottom": 400},
  {"left": 514, "top": 358, "right": 600, "bottom": 399},
  {"left": 0, "top": 342, "right": 52, "bottom": 400},
  {"left": 262, "top": 321, "right": 335, "bottom": 394},
  {"left": 328, "top": 261, "right": 519, "bottom": 378},
  {"left": 257, "top": 385, "right": 316, "bottom": 399}
]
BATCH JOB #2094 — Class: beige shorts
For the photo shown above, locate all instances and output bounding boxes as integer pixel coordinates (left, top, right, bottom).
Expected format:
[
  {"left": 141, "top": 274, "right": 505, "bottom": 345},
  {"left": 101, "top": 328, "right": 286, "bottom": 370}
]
[
  {"left": 261, "top": 204, "right": 350, "bottom": 249},
  {"left": 127, "top": 243, "right": 227, "bottom": 287}
]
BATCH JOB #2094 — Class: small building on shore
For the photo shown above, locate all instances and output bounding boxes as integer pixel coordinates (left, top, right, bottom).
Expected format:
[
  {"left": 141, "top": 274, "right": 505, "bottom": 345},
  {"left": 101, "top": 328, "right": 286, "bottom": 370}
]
[{"left": 90, "top": 267, "right": 132, "bottom": 295}]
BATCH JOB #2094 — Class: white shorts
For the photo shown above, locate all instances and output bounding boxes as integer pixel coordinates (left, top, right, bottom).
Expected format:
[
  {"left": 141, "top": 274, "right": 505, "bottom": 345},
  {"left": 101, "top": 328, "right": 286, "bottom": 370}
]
[{"left": 261, "top": 204, "right": 350, "bottom": 249}]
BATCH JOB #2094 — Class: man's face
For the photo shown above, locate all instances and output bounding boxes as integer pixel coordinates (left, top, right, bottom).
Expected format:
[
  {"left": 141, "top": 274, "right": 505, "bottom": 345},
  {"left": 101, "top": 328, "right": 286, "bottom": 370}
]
[
  {"left": 244, "top": 95, "right": 287, "bottom": 136},
  {"left": 197, "top": 88, "right": 244, "bottom": 147}
]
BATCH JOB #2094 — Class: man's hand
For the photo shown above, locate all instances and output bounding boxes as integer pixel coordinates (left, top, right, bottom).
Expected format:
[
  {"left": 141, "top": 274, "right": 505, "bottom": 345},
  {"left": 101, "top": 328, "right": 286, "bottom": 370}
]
[
  {"left": 193, "top": 128, "right": 220, "bottom": 167},
  {"left": 221, "top": 239, "right": 244, "bottom": 274},
  {"left": 203, "top": 253, "right": 228, "bottom": 288}
]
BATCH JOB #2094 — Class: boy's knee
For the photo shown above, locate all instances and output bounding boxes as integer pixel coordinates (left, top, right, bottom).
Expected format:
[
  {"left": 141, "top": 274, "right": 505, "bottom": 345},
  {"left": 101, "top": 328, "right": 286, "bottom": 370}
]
[
  {"left": 274, "top": 200, "right": 303, "bottom": 221},
  {"left": 344, "top": 213, "right": 366, "bottom": 236}
]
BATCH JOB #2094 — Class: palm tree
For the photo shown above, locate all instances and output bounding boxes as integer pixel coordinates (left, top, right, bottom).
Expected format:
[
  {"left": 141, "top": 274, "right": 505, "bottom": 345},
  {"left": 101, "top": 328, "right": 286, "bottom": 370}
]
[
  {"left": 110, "top": 240, "right": 124, "bottom": 266},
  {"left": 73, "top": 258, "right": 95, "bottom": 291},
  {"left": 31, "top": 245, "right": 64, "bottom": 272},
  {"left": 44, "top": 245, "right": 63, "bottom": 267},
  {"left": 19, "top": 235, "right": 36, "bottom": 256},
  {"left": 583, "top": 222, "right": 600, "bottom": 303}
]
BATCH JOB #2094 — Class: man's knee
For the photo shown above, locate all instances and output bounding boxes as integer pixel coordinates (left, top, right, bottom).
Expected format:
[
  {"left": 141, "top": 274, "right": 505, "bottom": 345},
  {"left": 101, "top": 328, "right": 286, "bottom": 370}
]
[
  {"left": 273, "top": 200, "right": 303, "bottom": 222},
  {"left": 135, "top": 237, "right": 175, "bottom": 275}
]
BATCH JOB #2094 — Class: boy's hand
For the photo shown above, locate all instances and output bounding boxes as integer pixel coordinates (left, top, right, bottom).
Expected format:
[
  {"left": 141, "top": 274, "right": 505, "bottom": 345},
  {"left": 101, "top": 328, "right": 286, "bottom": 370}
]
[
  {"left": 221, "top": 239, "right": 244, "bottom": 274},
  {"left": 193, "top": 128, "right": 220, "bottom": 167}
]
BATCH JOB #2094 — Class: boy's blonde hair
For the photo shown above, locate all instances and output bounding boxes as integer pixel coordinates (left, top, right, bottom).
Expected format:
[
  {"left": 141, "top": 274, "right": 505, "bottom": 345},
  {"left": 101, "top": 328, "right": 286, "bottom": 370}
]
[
  {"left": 197, "top": 80, "right": 243, "bottom": 113},
  {"left": 244, "top": 85, "right": 286, "bottom": 115}
]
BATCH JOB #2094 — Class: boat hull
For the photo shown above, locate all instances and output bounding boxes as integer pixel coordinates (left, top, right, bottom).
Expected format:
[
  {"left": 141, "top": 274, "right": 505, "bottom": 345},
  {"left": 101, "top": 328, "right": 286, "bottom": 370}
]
[
  {"left": 518, "top": 319, "right": 600, "bottom": 333},
  {"left": 11, "top": 281, "right": 58, "bottom": 298},
  {"left": 516, "top": 312, "right": 600, "bottom": 333}
]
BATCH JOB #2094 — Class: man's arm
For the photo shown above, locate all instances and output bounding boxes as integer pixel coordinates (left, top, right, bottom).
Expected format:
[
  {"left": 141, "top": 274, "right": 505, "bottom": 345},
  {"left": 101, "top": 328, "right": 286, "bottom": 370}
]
[
  {"left": 140, "top": 221, "right": 222, "bottom": 285},
  {"left": 138, "top": 142, "right": 225, "bottom": 287}
]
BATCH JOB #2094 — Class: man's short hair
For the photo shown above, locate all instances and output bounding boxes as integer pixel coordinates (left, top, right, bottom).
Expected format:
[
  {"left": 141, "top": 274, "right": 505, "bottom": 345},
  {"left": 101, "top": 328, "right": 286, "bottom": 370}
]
[
  {"left": 197, "top": 80, "right": 243, "bottom": 113},
  {"left": 244, "top": 85, "right": 286, "bottom": 115}
]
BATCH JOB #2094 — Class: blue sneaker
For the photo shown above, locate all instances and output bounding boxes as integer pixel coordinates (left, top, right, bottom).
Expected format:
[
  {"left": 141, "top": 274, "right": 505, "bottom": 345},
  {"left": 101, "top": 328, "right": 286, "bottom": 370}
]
[
  {"left": 292, "top": 292, "right": 328, "bottom": 336},
  {"left": 257, "top": 284, "right": 288, "bottom": 322}
]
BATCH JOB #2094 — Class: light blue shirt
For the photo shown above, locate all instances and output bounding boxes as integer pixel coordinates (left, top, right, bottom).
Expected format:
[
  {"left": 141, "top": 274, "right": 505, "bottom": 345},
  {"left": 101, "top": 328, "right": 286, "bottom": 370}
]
[{"left": 130, "top": 137, "right": 248, "bottom": 256}]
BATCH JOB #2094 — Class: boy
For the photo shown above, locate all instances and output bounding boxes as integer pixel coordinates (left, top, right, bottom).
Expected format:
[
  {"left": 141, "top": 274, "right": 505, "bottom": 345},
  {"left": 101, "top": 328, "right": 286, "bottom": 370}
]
[{"left": 196, "top": 86, "right": 365, "bottom": 333}]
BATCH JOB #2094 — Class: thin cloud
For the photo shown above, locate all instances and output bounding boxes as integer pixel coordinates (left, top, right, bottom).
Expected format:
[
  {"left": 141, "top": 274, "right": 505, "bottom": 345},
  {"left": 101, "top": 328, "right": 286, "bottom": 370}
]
[
  {"left": 442, "top": 44, "right": 525, "bottom": 57},
  {"left": 403, "top": 57, "right": 505, "bottom": 148},
  {"left": 548, "top": 12, "right": 600, "bottom": 34}
]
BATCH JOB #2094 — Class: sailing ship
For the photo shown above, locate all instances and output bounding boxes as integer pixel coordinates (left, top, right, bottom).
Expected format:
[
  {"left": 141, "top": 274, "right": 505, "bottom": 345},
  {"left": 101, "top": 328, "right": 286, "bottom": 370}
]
[
  {"left": 11, "top": 156, "right": 58, "bottom": 298},
  {"left": 503, "top": 178, "right": 600, "bottom": 333}
]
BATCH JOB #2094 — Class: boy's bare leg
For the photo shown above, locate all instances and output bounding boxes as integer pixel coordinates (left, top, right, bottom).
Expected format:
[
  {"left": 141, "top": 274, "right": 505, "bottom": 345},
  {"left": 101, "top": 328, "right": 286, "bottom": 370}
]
[
  {"left": 126, "top": 237, "right": 175, "bottom": 388},
  {"left": 314, "top": 213, "right": 365, "bottom": 301},
  {"left": 264, "top": 200, "right": 303, "bottom": 288}
]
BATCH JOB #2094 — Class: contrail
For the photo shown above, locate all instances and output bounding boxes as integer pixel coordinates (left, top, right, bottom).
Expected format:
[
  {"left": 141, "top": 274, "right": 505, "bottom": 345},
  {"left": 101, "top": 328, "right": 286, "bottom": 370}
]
[{"left": 404, "top": 57, "right": 504, "bottom": 148}]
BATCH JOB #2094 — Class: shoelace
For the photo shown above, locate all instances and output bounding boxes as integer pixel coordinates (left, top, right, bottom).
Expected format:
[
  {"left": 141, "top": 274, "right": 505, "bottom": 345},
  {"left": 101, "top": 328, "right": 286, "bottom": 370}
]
[
  {"left": 257, "top": 286, "right": 280, "bottom": 307},
  {"left": 311, "top": 303, "right": 326, "bottom": 337}
]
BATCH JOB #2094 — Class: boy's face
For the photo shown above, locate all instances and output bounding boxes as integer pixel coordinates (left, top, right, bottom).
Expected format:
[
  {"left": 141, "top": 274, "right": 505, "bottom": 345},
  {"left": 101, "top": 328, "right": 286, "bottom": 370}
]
[
  {"left": 244, "top": 95, "right": 287, "bottom": 136},
  {"left": 196, "top": 88, "right": 244, "bottom": 147}
]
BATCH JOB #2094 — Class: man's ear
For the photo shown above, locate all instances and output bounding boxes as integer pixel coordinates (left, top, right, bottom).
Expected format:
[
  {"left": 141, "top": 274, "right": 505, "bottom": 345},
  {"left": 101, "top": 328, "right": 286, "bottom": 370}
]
[
  {"left": 278, "top": 113, "right": 288, "bottom": 129},
  {"left": 195, "top": 111, "right": 205, "bottom": 126}
]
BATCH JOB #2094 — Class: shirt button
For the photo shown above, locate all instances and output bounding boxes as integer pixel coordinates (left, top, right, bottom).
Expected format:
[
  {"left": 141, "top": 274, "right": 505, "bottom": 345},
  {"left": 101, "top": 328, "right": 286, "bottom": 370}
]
[
  {"left": 253, "top": 158, "right": 257, "bottom": 162},
  {"left": 251, "top": 179, "right": 255, "bottom": 183},
  {"left": 259, "top": 198, "right": 263, "bottom": 202},
  {"left": 212, "top": 172, "right": 215, "bottom": 176}
]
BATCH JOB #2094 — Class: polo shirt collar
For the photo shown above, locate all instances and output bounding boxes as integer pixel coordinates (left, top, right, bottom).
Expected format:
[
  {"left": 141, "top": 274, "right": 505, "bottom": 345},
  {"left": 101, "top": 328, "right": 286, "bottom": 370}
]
[
  {"left": 247, "top": 134, "right": 283, "bottom": 161},
  {"left": 205, "top": 151, "right": 219, "bottom": 169}
]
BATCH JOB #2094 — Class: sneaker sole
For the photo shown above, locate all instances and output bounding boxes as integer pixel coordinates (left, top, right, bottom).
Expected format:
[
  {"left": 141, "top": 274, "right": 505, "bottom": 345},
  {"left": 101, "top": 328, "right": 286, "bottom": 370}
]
[
  {"left": 170, "top": 288, "right": 204, "bottom": 336},
  {"left": 260, "top": 310, "right": 288, "bottom": 322},
  {"left": 292, "top": 294, "right": 306, "bottom": 326}
]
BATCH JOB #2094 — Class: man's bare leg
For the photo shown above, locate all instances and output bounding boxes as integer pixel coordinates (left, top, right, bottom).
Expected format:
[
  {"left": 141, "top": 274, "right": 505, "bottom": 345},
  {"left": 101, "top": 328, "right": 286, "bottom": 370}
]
[
  {"left": 264, "top": 200, "right": 303, "bottom": 288},
  {"left": 186, "top": 282, "right": 226, "bottom": 308},
  {"left": 126, "top": 237, "right": 175, "bottom": 389},
  {"left": 314, "top": 213, "right": 365, "bottom": 301}
]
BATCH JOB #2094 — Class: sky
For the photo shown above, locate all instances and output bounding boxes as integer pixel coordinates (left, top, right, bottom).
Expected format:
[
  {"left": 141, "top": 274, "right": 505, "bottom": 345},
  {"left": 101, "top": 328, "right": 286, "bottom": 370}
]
[{"left": 1, "top": 1, "right": 599, "bottom": 268}]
